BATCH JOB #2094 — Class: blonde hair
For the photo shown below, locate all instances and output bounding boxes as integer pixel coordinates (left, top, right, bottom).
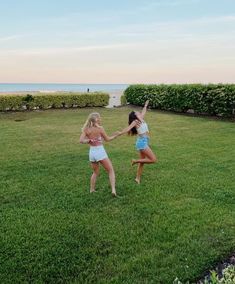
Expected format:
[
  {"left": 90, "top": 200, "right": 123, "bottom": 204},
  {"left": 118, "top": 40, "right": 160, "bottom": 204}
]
[{"left": 82, "top": 112, "right": 100, "bottom": 131}]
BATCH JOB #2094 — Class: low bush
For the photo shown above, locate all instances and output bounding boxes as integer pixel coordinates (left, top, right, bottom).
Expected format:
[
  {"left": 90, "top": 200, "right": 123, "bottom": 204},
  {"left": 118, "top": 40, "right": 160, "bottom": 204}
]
[
  {"left": 0, "top": 95, "right": 23, "bottom": 111},
  {"left": 124, "top": 84, "right": 235, "bottom": 117},
  {"left": 121, "top": 95, "right": 127, "bottom": 105},
  {"left": 0, "top": 92, "right": 109, "bottom": 111},
  {"left": 174, "top": 264, "right": 235, "bottom": 283}
]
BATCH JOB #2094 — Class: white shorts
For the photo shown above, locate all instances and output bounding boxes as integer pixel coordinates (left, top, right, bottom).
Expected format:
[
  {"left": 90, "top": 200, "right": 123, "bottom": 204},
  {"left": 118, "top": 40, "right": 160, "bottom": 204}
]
[{"left": 89, "top": 145, "right": 108, "bottom": 162}]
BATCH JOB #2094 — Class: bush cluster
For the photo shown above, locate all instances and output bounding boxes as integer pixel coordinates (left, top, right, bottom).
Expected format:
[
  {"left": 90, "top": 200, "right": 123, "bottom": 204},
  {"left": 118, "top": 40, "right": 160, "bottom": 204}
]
[
  {"left": 0, "top": 92, "right": 109, "bottom": 111},
  {"left": 121, "top": 95, "right": 127, "bottom": 106},
  {"left": 174, "top": 264, "right": 235, "bottom": 283},
  {"left": 124, "top": 84, "right": 235, "bottom": 117}
]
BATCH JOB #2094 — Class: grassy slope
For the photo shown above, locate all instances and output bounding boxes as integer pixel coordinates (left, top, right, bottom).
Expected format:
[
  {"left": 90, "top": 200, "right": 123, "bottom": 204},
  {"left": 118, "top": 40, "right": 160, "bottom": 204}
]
[{"left": 0, "top": 107, "right": 235, "bottom": 283}]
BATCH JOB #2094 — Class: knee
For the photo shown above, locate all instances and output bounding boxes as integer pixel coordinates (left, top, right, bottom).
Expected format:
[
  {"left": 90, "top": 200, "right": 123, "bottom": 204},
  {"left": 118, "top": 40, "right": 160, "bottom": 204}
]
[
  {"left": 108, "top": 168, "right": 115, "bottom": 176},
  {"left": 152, "top": 156, "right": 157, "bottom": 163},
  {"left": 93, "top": 170, "right": 99, "bottom": 176}
]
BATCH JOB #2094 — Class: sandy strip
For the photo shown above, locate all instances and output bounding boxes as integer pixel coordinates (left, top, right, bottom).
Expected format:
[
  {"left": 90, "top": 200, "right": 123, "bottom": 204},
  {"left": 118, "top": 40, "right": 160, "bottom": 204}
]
[{"left": 106, "top": 91, "right": 124, "bottom": 108}]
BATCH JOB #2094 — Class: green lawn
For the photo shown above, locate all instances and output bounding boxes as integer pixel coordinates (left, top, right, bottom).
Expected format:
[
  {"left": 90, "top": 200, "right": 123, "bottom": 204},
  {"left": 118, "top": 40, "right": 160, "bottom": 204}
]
[{"left": 0, "top": 107, "right": 235, "bottom": 283}]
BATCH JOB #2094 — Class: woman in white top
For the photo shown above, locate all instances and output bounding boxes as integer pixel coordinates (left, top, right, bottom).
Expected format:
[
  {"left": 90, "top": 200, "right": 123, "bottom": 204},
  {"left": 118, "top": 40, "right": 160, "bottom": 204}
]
[
  {"left": 119, "top": 100, "right": 157, "bottom": 184},
  {"left": 79, "top": 112, "right": 119, "bottom": 196}
]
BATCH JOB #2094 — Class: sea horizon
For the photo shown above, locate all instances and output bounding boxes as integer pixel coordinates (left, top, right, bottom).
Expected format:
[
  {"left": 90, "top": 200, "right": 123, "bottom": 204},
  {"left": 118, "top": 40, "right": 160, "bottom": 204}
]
[{"left": 0, "top": 83, "right": 129, "bottom": 93}]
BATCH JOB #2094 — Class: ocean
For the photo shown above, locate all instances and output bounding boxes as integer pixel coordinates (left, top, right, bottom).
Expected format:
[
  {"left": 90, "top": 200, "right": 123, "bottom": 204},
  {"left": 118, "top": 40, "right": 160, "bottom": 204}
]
[{"left": 0, "top": 83, "right": 129, "bottom": 93}]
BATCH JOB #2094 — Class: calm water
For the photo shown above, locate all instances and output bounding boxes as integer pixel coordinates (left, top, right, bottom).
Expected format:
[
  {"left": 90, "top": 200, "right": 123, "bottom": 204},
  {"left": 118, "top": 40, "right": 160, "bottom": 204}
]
[{"left": 0, "top": 83, "right": 129, "bottom": 93}]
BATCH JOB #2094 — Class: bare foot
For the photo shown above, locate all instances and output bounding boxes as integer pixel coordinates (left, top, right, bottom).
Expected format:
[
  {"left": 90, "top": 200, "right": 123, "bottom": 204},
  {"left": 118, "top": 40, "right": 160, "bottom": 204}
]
[
  {"left": 90, "top": 190, "right": 97, "bottom": 193},
  {"left": 112, "top": 192, "right": 117, "bottom": 197},
  {"left": 135, "top": 178, "right": 140, "bottom": 184}
]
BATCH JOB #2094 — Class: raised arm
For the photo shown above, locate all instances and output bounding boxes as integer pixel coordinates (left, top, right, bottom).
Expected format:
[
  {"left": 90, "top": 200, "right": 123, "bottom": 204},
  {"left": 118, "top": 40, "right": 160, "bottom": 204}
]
[{"left": 141, "top": 100, "right": 149, "bottom": 119}]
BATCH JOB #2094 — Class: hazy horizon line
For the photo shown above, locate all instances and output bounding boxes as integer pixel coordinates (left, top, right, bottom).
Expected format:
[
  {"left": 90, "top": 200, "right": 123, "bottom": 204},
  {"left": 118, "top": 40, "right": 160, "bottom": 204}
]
[{"left": 1, "top": 82, "right": 234, "bottom": 85}]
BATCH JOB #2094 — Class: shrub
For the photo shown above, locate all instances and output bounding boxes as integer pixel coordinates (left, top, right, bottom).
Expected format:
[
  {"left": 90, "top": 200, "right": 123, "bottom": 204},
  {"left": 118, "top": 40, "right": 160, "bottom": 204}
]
[
  {"left": 0, "top": 95, "right": 23, "bottom": 111},
  {"left": 124, "top": 84, "right": 235, "bottom": 117},
  {"left": 121, "top": 95, "right": 127, "bottom": 105},
  {"left": 174, "top": 265, "right": 235, "bottom": 283},
  {"left": 0, "top": 92, "right": 109, "bottom": 112}
]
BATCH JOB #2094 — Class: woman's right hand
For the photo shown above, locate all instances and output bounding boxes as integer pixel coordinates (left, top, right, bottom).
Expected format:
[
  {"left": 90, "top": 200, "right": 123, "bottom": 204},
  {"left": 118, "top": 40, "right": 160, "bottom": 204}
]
[
  {"left": 113, "top": 131, "right": 122, "bottom": 137},
  {"left": 135, "top": 119, "right": 141, "bottom": 128},
  {"left": 145, "top": 100, "right": 149, "bottom": 107}
]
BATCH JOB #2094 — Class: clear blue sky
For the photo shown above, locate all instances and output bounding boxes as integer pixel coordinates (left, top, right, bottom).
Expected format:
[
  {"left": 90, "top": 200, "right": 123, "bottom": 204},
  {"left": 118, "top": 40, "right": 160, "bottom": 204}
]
[{"left": 0, "top": 0, "right": 235, "bottom": 83}]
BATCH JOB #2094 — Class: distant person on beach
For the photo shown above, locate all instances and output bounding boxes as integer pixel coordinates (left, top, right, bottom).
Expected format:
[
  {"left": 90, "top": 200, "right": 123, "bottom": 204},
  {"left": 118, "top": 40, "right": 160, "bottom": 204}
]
[
  {"left": 118, "top": 100, "right": 157, "bottom": 184},
  {"left": 80, "top": 113, "right": 119, "bottom": 197},
  {"left": 87, "top": 88, "right": 89, "bottom": 93}
]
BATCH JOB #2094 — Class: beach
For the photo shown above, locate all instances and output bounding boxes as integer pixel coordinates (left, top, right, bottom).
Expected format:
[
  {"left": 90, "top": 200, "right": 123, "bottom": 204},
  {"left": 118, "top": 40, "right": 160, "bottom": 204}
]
[{"left": 106, "top": 90, "right": 123, "bottom": 107}]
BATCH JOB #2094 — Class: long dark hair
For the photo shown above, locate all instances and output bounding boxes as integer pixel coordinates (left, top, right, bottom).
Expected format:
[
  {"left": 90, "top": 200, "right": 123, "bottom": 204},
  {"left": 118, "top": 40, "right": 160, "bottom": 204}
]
[{"left": 128, "top": 111, "right": 138, "bottom": 135}]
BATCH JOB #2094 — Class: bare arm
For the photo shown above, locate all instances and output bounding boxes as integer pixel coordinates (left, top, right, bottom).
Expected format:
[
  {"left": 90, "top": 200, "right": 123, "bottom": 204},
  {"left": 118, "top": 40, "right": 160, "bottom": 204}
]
[
  {"left": 141, "top": 100, "right": 149, "bottom": 119},
  {"left": 100, "top": 127, "right": 119, "bottom": 142},
  {"left": 119, "top": 120, "right": 138, "bottom": 135},
  {"left": 79, "top": 131, "right": 90, "bottom": 144}
]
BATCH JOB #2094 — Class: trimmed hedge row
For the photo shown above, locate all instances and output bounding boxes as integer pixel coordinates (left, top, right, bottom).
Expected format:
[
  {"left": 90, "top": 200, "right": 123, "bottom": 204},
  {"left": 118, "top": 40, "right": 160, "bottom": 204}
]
[
  {"left": 124, "top": 84, "right": 235, "bottom": 117},
  {"left": 0, "top": 92, "right": 109, "bottom": 111},
  {"left": 121, "top": 95, "right": 127, "bottom": 106}
]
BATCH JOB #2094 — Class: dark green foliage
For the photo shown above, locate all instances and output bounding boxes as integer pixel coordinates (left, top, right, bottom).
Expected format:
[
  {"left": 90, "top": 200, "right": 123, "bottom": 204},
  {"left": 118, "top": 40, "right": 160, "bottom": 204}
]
[
  {"left": 23, "top": 94, "right": 34, "bottom": 102},
  {"left": 124, "top": 84, "right": 235, "bottom": 117},
  {"left": 0, "top": 92, "right": 109, "bottom": 111}
]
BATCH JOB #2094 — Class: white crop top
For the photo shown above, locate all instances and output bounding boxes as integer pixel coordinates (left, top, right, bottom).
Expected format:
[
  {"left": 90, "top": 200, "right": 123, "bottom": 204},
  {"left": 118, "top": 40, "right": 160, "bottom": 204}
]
[{"left": 137, "top": 121, "right": 149, "bottom": 135}]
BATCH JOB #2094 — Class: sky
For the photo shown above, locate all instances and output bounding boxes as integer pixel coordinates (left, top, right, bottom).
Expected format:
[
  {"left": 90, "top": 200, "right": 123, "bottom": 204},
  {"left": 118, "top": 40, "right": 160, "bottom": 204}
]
[{"left": 0, "top": 0, "right": 235, "bottom": 84}]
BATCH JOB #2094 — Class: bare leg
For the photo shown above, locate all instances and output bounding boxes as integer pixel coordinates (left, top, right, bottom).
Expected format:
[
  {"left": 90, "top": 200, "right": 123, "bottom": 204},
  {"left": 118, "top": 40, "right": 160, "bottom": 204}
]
[
  {"left": 132, "top": 147, "right": 157, "bottom": 165},
  {"left": 90, "top": 162, "right": 99, "bottom": 192},
  {"left": 135, "top": 151, "right": 146, "bottom": 184},
  {"left": 100, "top": 158, "right": 116, "bottom": 197}
]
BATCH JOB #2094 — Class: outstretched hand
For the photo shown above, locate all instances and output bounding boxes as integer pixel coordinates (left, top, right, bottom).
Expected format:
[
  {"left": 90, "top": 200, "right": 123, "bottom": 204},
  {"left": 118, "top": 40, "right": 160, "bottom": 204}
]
[
  {"left": 113, "top": 131, "right": 122, "bottom": 137},
  {"left": 144, "top": 100, "right": 149, "bottom": 107}
]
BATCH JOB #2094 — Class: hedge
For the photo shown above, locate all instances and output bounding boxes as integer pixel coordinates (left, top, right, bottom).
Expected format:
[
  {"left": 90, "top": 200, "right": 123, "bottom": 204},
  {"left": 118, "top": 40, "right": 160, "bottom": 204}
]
[
  {"left": 121, "top": 95, "right": 127, "bottom": 106},
  {"left": 124, "top": 84, "right": 235, "bottom": 117},
  {"left": 0, "top": 92, "right": 109, "bottom": 111}
]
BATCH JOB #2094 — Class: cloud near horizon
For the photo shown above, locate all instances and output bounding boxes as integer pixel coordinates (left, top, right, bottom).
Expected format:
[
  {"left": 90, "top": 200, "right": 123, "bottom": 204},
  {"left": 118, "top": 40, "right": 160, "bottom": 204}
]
[{"left": 0, "top": 0, "right": 235, "bottom": 83}]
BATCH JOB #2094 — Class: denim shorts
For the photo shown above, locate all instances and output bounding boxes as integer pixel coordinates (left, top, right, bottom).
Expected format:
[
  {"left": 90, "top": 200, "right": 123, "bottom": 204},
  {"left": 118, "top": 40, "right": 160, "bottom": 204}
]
[
  {"left": 136, "top": 136, "right": 149, "bottom": 151},
  {"left": 89, "top": 145, "right": 108, "bottom": 162}
]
